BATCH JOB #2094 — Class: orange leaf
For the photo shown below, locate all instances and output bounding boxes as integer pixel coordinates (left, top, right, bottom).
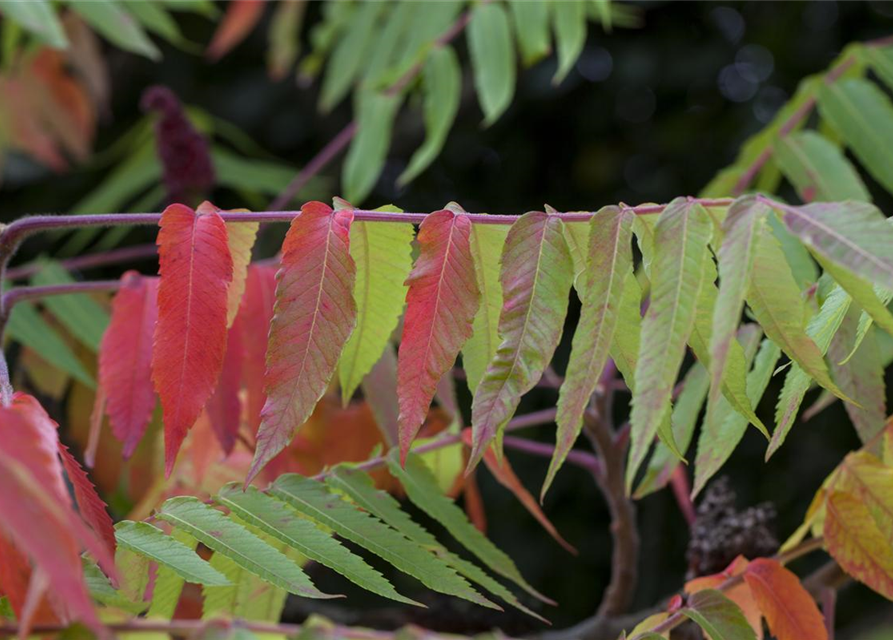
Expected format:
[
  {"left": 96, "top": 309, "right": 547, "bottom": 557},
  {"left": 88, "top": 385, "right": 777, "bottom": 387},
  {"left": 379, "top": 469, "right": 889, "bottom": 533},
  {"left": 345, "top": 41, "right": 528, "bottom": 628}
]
[
  {"left": 100, "top": 272, "right": 158, "bottom": 458},
  {"left": 206, "top": 0, "right": 267, "bottom": 61},
  {"left": 824, "top": 490, "right": 893, "bottom": 600},
  {"left": 743, "top": 558, "right": 827, "bottom": 640},
  {"left": 461, "top": 428, "right": 576, "bottom": 554},
  {"left": 397, "top": 210, "right": 479, "bottom": 463},
  {"left": 834, "top": 451, "right": 893, "bottom": 539},
  {"left": 153, "top": 203, "right": 233, "bottom": 476},
  {"left": 250, "top": 202, "right": 357, "bottom": 482},
  {"left": 685, "top": 556, "right": 763, "bottom": 639}
]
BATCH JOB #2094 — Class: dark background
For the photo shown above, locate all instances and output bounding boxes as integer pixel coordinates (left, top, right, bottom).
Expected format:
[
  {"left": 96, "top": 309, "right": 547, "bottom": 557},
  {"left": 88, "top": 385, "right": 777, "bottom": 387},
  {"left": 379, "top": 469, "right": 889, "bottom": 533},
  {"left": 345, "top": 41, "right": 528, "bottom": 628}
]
[{"left": 4, "top": 1, "right": 893, "bottom": 637}]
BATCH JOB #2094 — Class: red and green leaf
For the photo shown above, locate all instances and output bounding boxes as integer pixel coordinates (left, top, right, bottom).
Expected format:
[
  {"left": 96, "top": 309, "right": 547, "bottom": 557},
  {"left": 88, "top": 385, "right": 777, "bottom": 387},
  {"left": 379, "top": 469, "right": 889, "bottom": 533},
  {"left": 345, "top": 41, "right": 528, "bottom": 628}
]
[
  {"left": 57, "top": 442, "right": 116, "bottom": 560},
  {"left": 251, "top": 202, "right": 357, "bottom": 482},
  {"left": 238, "top": 265, "right": 277, "bottom": 434},
  {"left": 397, "top": 210, "right": 479, "bottom": 464},
  {"left": 743, "top": 558, "right": 827, "bottom": 640},
  {"left": 206, "top": 314, "right": 245, "bottom": 456},
  {"left": 152, "top": 203, "right": 233, "bottom": 476}
]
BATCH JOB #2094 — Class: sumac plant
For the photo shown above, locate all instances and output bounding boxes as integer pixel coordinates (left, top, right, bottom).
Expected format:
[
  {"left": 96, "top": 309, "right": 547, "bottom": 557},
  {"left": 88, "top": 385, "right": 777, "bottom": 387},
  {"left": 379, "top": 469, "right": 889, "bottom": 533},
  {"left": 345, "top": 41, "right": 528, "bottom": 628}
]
[{"left": 1, "top": 189, "right": 893, "bottom": 640}]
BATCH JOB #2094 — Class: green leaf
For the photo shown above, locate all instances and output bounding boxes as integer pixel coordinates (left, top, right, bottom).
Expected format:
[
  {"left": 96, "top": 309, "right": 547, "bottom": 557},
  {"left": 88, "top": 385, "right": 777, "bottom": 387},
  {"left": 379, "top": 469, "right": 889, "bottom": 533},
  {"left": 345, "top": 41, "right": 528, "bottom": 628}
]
[
  {"left": 115, "top": 521, "right": 230, "bottom": 587},
  {"left": 270, "top": 474, "right": 496, "bottom": 609},
  {"left": 683, "top": 589, "right": 757, "bottom": 640},
  {"left": 609, "top": 270, "right": 643, "bottom": 389},
  {"left": 769, "top": 282, "right": 852, "bottom": 457},
  {"left": 561, "top": 216, "right": 590, "bottom": 294},
  {"left": 551, "top": 1, "right": 586, "bottom": 85},
  {"left": 0, "top": 0, "right": 67, "bottom": 48},
  {"left": 156, "top": 497, "right": 335, "bottom": 599},
  {"left": 469, "top": 212, "right": 574, "bottom": 467},
  {"left": 30, "top": 261, "right": 110, "bottom": 352},
  {"left": 773, "top": 130, "right": 871, "bottom": 202},
  {"left": 819, "top": 257, "right": 893, "bottom": 338},
  {"left": 693, "top": 337, "right": 780, "bottom": 497},
  {"left": 548, "top": 207, "right": 634, "bottom": 495},
  {"left": 462, "top": 223, "right": 509, "bottom": 394},
  {"left": 326, "top": 465, "right": 546, "bottom": 622},
  {"left": 398, "top": 46, "right": 461, "bottom": 186},
  {"left": 318, "top": 1, "right": 385, "bottom": 112},
  {"left": 863, "top": 45, "right": 893, "bottom": 92},
  {"left": 6, "top": 301, "right": 94, "bottom": 387},
  {"left": 828, "top": 309, "right": 887, "bottom": 444},
  {"left": 146, "top": 529, "right": 197, "bottom": 619},
  {"left": 778, "top": 200, "right": 893, "bottom": 292},
  {"left": 840, "top": 286, "right": 893, "bottom": 365},
  {"left": 342, "top": 91, "right": 401, "bottom": 204},
  {"left": 746, "top": 223, "right": 843, "bottom": 399},
  {"left": 126, "top": 1, "right": 185, "bottom": 45},
  {"left": 767, "top": 213, "right": 818, "bottom": 291},
  {"left": 816, "top": 78, "right": 893, "bottom": 194},
  {"left": 467, "top": 3, "right": 516, "bottom": 126},
  {"left": 83, "top": 560, "right": 146, "bottom": 614},
  {"left": 707, "top": 196, "right": 771, "bottom": 435},
  {"left": 387, "top": 451, "right": 550, "bottom": 605},
  {"left": 72, "top": 1, "right": 161, "bottom": 60},
  {"left": 361, "top": 2, "right": 416, "bottom": 87},
  {"left": 202, "top": 551, "right": 288, "bottom": 622},
  {"left": 508, "top": 0, "right": 551, "bottom": 66},
  {"left": 627, "top": 198, "right": 714, "bottom": 490},
  {"left": 339, "top": 206, "right": 414, "bottom": 403},
  {"left": 216, "top": 484, "right": 418, "bottom": 606}
]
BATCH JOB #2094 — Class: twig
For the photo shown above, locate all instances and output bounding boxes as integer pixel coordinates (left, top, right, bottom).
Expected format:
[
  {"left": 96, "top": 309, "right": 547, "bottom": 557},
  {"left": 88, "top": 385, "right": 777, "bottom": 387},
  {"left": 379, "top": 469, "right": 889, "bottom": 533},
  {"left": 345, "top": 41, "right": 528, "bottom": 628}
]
[
  {"left": 670, "top": 467, "right": 696, "bottom": 530},
  {"left": 501, "top": 435, "right": 602, "bottom": 477},
  {"left": 1, "top": 281, "right": 121, "bottom": 315},
  {"left": 822, "top": 588, "right": 836, "bottom": 640},
  {"left": 5, "top": 244, "right": 159, "bottom": 281}
]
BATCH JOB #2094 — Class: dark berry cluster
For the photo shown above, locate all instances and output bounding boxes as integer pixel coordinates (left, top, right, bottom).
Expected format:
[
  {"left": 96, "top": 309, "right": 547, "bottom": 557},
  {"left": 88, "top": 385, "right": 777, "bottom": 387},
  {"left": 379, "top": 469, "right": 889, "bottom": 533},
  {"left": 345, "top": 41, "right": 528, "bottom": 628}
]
[
  {"left": 686, "top": 476, "right": 778, "bottom": 577},
  {"left": 141, "top": 85, "right": 215, "bottom": 205}
]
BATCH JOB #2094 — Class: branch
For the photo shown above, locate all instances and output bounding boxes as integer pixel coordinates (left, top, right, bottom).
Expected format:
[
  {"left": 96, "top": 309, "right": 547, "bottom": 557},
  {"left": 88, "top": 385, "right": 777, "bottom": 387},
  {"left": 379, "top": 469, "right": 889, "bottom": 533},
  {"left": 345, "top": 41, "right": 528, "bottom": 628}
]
[
  {"left": 730, "top": 34, "right": 893, "bottom": 196},
  {"left": 5, "top": 244, "right": 159, "bottom": 281},
  {"left": 1, "top": 281, "right": 122, "bottom": 314}
]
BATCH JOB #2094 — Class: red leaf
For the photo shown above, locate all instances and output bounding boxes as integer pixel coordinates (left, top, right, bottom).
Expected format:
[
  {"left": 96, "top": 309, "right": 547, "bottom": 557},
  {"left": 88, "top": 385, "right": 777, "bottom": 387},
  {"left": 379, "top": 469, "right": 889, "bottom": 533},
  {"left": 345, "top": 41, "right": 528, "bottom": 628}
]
[
  {"left": 250, "top": 202, "right": 357, "bottom": 482},
  {"left": 206, "top": 0, "right": 266, "bottom": 61},
  {"left": 461, "top": 429, "right": 577, "bottom": 554},
  {"left": 57, "top": 443, "right": 117, "bottom": 559},
  {"left": 206, "top": 313, "right": 245, "bottom": 455},
  {"left": 100, "top": 272, "right": 158, "bottom": 458},
  {"left": 397, "top": 210, "right": 479, "bottom": 463},
  {"left": 238, "top": 264, "right": 277, "bottom": 434},
  {"left": 743, "top": 558, "right": 827, "bottom": 640},
  {"left": 153, "top": 203, "right": 233, "bottom": 476}
]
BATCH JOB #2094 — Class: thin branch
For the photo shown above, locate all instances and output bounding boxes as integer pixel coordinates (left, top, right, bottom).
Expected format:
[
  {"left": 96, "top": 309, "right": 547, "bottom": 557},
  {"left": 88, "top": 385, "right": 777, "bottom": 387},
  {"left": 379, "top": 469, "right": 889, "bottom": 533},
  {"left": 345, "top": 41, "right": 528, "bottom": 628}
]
[
  {"left": 1, "top": 281, "right": 121, "bottom": 314},
  {"left": 501, "top": 434, "right": 602, "bottom": 477},
  {"left": 730, "top": 34, "right": 893, "bottom": 196},
  {"left": 5, "top": 244, "right": 159, "bottom": 281}
]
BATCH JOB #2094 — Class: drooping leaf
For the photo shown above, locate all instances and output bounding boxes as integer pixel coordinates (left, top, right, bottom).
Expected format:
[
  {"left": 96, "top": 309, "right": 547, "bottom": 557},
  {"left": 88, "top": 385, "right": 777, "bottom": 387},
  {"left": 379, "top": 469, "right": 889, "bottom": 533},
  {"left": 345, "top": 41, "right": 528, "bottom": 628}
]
[
  {"left": 388, "top": 451, "right": 549, "bottom": 605},
  {"left": 202, "top": 549, "right": 288, "bottom": 622},
  {"left": 72, "top": 1, "right": 160, "bottom": 60},
  {"left": 339, "top": 206, "right": 414, "bottom": 403},
  {"left": 462, "top": 223, "right": 509, "bottom": 394},
  {"left": 467, "top": 2, "right": 516, "bottom": 126},
  {"left": 628, "top": 199, "right": 714, "bottom": 489},
  {"left": 127, "top": 1, "right": 185, "bottom": 45},
  {"left": 270, "top": 474, "right": 495, "bottom": 609},
  {"left": 342, "top": 91, "right": 400, "bottom": 204},
  {"left": 471, "top": 212, "right": 573, "bottom": 466},
  {"left": 828, "top": 309, "right": 887, "bottom": 444},
  {"left": 683, "top": 589, "right": 757, "bottom": 640},
  {"left": 251, "top": 202, "right": 357, "bottom": 482},
  {"left": 508, "top": 0, "right": 551, "bottom": 66},
  {"left": 864, "top": 45, "right": 893, "bottom": 91},
  {"left": 100, "top": 272, "right": 158, "bottom": 458},
  {"left": 267, "top": 0, "right": 305, "bottom": 80},
  {"left": 216, "top": 483, "right": 418, "bottom": 606},
  {"left": 819, "top": 257, "right": 893, "bottom": 339},
  {"left": 824, "top": 490, "right": 893, "bottom": 600},
  {"left": 398, "top": 46, "right": 462, "bottom": 186},
  {"left": 767, "top": 213, "right": 818, "bottom": 291},
  {"left": 548, "top": 207, "right": 633, "bottom": 494},
  {"left": 152, "top": 203, "right": 233, "bottom": 476},
  {"left": 221, "top": 218, "right": 259, "bottom": 328},
  {"left": 361, "top": 345, "right": 400, "bottom": 446},
  {"left": 30, "top": 260, "right": 109, "bottom": 352},
  {"left": 834, "top": 451, "right": 893, "bottom": 540},
  {"left": 157, "top": 497, "right": 336, "bottom": 599},
  {"left": 551, "top": 1, "right": 585, "bottom": 85},
  {"left": 745, "top": 223, "right": 842, "bottom": 399},
  {"left": 397, "top": 210, "right": 479, "bottom": 463},
  {"left": 743, "top": 559, "right": 827, "bottom": 640},
  {"left": 693, "top": 336, "right": 781, "bottom": 497},
  {"left": 769, "top": 283, "right": 851, "bottom": 457},
  {"left": 57, "top": 444, "right": 116, "bottom": 560},
  {"left": 816, "top": 78, "right": 893, "bottom": 194},
  {"left": 206, "top": 0, "right": 265, "bottom": 61},
  {"left": 777, "top": 200, "right": 893, "bottom": 292},
  {"left": 238, "top": 265, "right": 277, "bottom": 433},
  {"left": 7, "top": 301, "right": 94, "bottom": 387},
  {"left": 773, "top": 130, "right": 871, "bottom": 202},
  {"left": 115, "top": 521, "right": 229, "bottom": 586},
  {"left": 318, "top": 1, "right": 385, "bottom": 112},
  {"left": 0, "top": 0, "right": 68, "bottom": 49},
  {"left": 708, "top": 196, "right": 771, "bottom": 429},
  {"left": 610, "top": 270, "right": 643, "bottom": 389},
  {"left": 327, "top": 465, "right": 545, "bottom": 621},
  {"left": 206, "top": 315, "right": 244, "bottom": 455}
]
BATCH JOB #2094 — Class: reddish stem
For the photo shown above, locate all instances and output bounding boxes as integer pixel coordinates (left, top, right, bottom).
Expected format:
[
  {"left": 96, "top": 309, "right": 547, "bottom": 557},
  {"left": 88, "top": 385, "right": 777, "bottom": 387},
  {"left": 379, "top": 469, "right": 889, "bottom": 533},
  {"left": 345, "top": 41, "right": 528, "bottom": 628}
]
[{"left": 670, "top": 466, "right": 696, "bottom": 529}]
